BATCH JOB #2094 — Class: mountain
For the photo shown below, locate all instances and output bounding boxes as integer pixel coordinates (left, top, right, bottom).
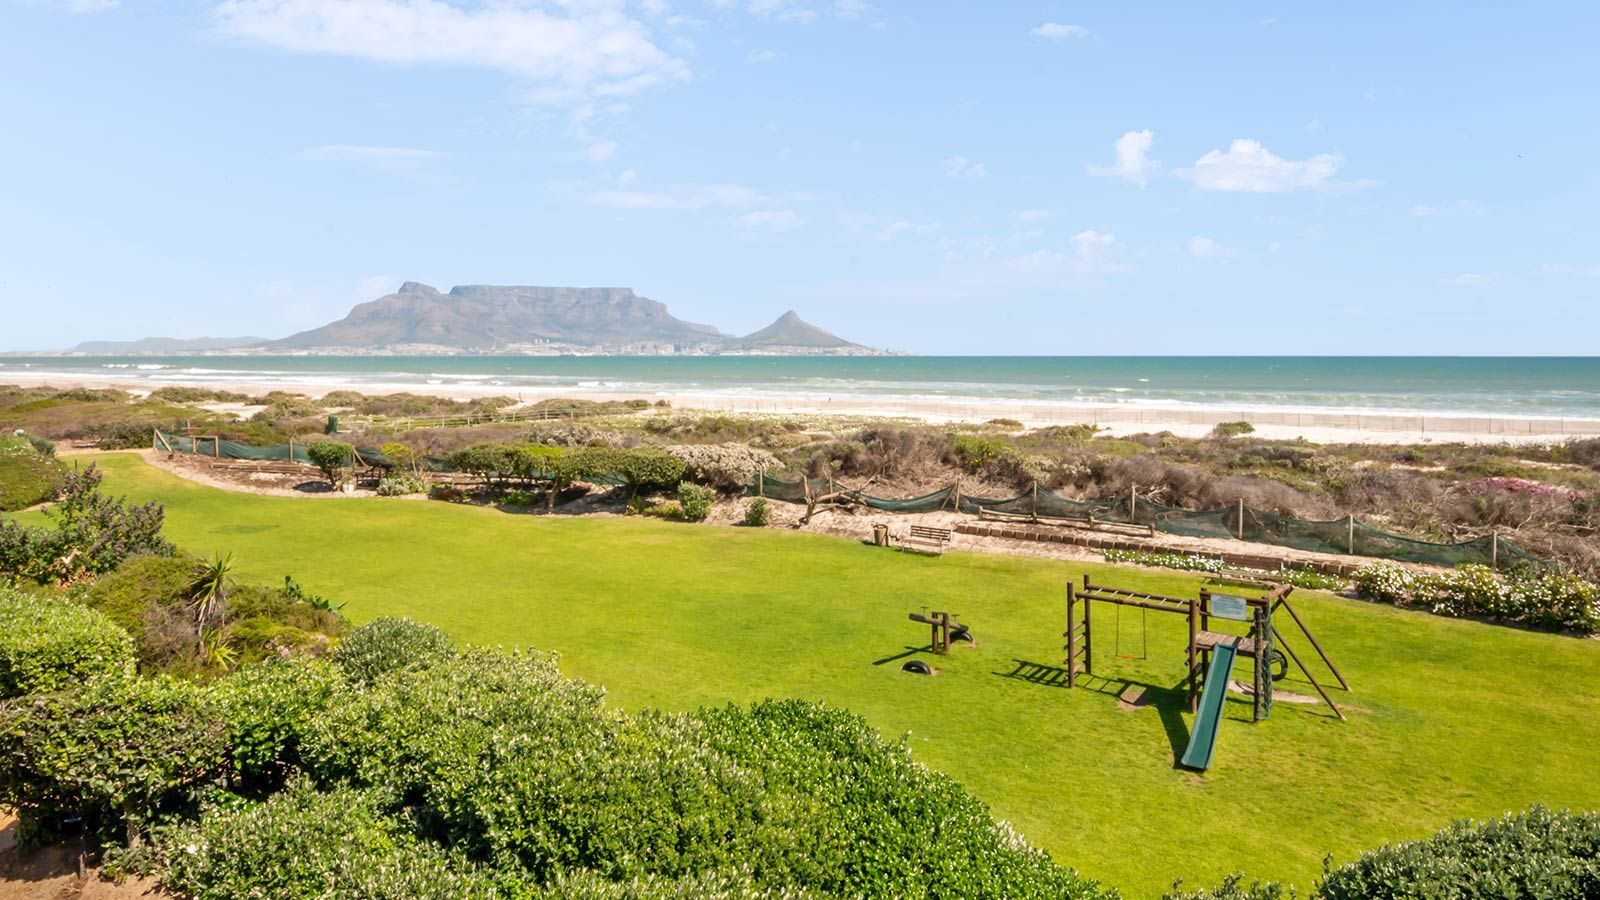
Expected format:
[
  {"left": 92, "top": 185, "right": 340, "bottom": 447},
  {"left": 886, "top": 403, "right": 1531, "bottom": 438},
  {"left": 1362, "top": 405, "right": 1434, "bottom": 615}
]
[
  {"left": 726, "top": 310, "right": 864, "bottom": 351},
  {"left": 271, "top": 282, "right": 723, "bottom": 351},
  {"left": 71, "top": 336, "right": 267, "bottom": 353}
]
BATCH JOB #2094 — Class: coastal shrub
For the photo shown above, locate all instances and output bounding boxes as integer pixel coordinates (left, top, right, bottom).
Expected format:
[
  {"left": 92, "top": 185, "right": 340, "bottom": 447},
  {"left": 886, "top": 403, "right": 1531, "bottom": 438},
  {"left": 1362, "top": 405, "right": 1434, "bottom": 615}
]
[
  {"left": 1105, "top": 549, "right": 1224, "bottom": 574},
  {"left": 448, "top": 442, "right": 518, "bottom": 488},
  {"left": 153, "top": 782, "right": 519, "bottom": 899},
  {"left": 377, "top": 440, "right": 427, "bottom": 475},
  {"left": 950, "top": 435, "right": 1012, "bottom": 473},
  {"left": 744, "top": 497, "right": 771, "bottom": 527},
  {"left": 0, "top": 587, "right": 135, "bottom": 698},
  {"left": 0, "top": 465, "right": 173, "bottom": 583},
  {"left": 305, "top": 439, "right": 354, "bottom": 486},
  {"left": 428, "top": 483, "right": 467, "bottom": 502},
  {"left": 1211, "top": 421, "right": 1256, "bottom": 439},
  {"left": 512, "top": 443, "right": 566, "bottom": 481},
  {"left": 639, "top": 501, "right": 683, "bottom": 519},
  {"left": 0, "top": 673, "right": 225, "bottom": 847},
  {"left": 376, "top": 473, "right": 428, "bottom": 496},
  {"left": 678, "top": 481, "right": 715, "bottom": 522},
  {"left": 666, "top": 443, "right": 780, "bottom": 491},
  {"left": 1162, "top": 874, "right": 1291, "bottom": 900},
  {"left": 1353, "top": 563, "right": 1600, "bottom": 633},
  {"left": 564, "top": 447, "right": 687, "bottom": 498},
  {"left": 330, "top": 616, "right": 456, "bottom": 686},
  {"left": 146, "top": 387, "right": 252, "bottom": 405},
  {"left": 1317, "top": 805, "right": 1600, "bottom": 899},
  {"left": 210, "top": 658, "right": 344, "bottom": 787},
  {"left": 0, "top": 432, "right": 68, "bottom": 511}
]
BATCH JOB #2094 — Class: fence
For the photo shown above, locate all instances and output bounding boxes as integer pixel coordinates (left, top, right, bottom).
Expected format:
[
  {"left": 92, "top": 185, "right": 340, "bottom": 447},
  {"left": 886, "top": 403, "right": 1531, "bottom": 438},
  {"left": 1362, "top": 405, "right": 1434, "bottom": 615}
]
[{"left": 153, "top": 430, "right": 1544, "bottom": 572}]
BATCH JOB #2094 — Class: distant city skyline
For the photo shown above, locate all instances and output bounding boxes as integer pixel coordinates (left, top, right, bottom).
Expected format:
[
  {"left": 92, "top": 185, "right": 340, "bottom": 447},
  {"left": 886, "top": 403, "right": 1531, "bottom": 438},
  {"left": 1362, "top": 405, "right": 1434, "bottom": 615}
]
[{"left": 2, "top": 2, "right": 1597, "bottom": 354}]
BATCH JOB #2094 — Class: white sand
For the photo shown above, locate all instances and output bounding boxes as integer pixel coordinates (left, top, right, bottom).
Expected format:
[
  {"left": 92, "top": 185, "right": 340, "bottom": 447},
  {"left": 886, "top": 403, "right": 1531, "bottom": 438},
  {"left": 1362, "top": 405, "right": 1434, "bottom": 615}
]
[{"left": 6, "top": 369, "right": 1598, "bottom": 446}]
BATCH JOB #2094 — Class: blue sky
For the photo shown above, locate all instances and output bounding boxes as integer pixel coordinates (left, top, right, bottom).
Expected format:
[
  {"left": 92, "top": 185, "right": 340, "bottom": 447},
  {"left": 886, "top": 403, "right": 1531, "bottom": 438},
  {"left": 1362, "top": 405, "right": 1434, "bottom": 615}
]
[{"left": 2, "top": 1, "right": 1597, "bottom": 354}]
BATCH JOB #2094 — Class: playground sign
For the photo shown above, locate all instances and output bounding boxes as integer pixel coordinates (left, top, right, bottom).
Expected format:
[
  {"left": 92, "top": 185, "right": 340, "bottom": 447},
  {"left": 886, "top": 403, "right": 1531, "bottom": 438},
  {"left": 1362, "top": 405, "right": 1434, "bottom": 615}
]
[{"left": 1209, "top": 594, "right": 1251, "bottom": 621}]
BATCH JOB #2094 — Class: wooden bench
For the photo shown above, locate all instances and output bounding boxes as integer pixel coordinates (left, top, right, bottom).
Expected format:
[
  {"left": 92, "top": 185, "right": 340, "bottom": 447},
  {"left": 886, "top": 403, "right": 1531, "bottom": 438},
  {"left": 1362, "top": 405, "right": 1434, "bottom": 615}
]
[{"left": 900, "top": 525, "right": 953, "bottom": 555}]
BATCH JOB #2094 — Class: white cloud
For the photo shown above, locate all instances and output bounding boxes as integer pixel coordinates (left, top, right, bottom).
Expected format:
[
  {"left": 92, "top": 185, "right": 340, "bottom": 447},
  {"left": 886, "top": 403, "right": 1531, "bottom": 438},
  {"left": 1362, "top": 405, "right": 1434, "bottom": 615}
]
[
  {"left": 586, "top": 182, "right": 772, "bottom": 210},
  {"left": 943, "top": 154, "right": 989, "bottom": 179},
  {"left": 733, "top": 209, "right": 804, "bottom": 232},
  {"left": 1088, "top": 129, "right": 1157, "bottom": 186},
  {"left": 1015, "top": 209, "right": 1053, "bottom": 223},
  {"left": 1304, "top": 118, "right": 1324, "bottom": 132},
  {"left": 616, "top": 168, "right": 638, "bottom": 185},
  {"left": 746, "top": 0, "right": 816, "bottom": 24},
  {"left": 1439, "top": 273, "right": 1491, "bottom": 287},
  {"left": 745, "top": 48, "right": 779, "bottom": 63},
  {"left": 296, "top": 144, "right": 445, "bottom": 178},
  {"left": 1411, "top": 200, "right": 1486, "bottom": 218},
  {"left": 1188, "top": 236, "right": 1234, "bottom": 261},
  {"left": 212, "top": 0, "right": 689, "bottom": 107},
  {"left": 1542, "top": 264, "right": 1600, "bottom": 279},
  {"left": 1030, "top": 22, "right": 1092, "bottom": 40},
  {"left": 1175, "top": 139, "right": 1352, "bottom": 192},
  {"left": 832, "top": 0, "right": 874, "bottom": 18},
  {"left": 25, "top": 0, "right": 119, "bottom": 13},
  {"left": 838, "top": 212, "right": 939, "bottom": 244},
  {"left": 585, "top": 139, "right": 619, "bottom": 162},
  {"left": 1072, "top": 229, "right": 1130, "bottom": 274}
]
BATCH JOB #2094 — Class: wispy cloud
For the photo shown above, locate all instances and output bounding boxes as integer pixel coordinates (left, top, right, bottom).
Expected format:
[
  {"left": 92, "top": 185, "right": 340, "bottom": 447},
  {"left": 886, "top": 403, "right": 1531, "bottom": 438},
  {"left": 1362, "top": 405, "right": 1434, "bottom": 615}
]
[
  {"left": 1030, "top": 22, "right": 1093, "bottom": 40},
  {"left": 745, "top": 48, "right": 780, "bottom": 63},
  {"left": 1088, "top": 129, "right": 1157, "bottom": 186},
  {"left": 1439, "top": 273, "right": 1492, "bottom": 287},
  {"left": 586, "top": 182, "right": 775, "bottom": 211},
  {"left": 733, "top": 209, "right": 805, "bottom": 233},
  {"left": 1541, "top": 264, "right": 1600, "bottom": 279},
  {"left": 23, "top": 0, "right": 119, "bottom": 13},
  {"left": 1175, "top": 139, "right": 1370, "bottom": 192},
  {"left": 1411, "top": 200, "right": 1487, "bottom": 218},
  {"left": 1071, "top": 229, "right": 1131, "bottom": 274},
  {"left": 943, "top": 154, "right": 989, "bottom": 179},
  {"left": 212, "top": 0, "right": 689, "bottom": 107},
  {"left": 1188, "top": 236, "right": 1234, "bottom": 261},
  {"left": 297, "top": 144, "right": 446, "bottom": 178},
  {"left": 838, "top": 212, "right": 939, "bottom": 244}
]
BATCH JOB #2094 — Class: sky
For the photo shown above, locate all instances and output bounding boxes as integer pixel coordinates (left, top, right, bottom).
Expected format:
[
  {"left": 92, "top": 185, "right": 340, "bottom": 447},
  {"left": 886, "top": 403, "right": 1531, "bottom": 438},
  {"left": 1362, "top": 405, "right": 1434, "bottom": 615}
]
[{"left": 2, "top": 1, "right": 1597, "bottom": 354}]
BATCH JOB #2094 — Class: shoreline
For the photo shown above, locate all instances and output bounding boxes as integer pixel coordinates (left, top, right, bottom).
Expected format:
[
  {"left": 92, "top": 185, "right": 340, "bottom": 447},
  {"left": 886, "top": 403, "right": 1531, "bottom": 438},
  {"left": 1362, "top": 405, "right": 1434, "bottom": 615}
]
[{"left": 6, "top": 370, "right": 1599, "bottom": 445}]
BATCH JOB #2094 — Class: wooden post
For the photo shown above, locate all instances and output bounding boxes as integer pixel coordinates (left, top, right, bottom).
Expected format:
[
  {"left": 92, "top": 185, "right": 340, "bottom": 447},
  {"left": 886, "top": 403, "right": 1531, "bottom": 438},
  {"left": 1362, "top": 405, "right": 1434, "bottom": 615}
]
[
  {"left": 1236, "top": 498, "right": 1245, "bottom": 540},
  {"left": 1346, "top": 515, "right": 1355, "bottom": 555},
  {"left": 758, "top": 467, "right": 765, "bottom": 498},
  {"left": 1082, "top": 574, "right": 1093, "bottom": 677},
  {"left": 1187, "top": 598, "right": 1199, "bottom": 713},
  {"left": 1491, "top": 531, "right": 1499, "bottom": 570},
  {"left": 214, "top": 437, "right": 221, "bottom": 459},
  {"left": 1031, "top": 481, "right": 1038, "bottom": 520},
  {"left": 1128, "top": 484, "right": 1137, "bottom": 521},
  {"left": 1065, "top": 583, "right": 1076, "bottom": 687},
  {"left": 287, "top": 436, "right": 294, "bottom": 463}
]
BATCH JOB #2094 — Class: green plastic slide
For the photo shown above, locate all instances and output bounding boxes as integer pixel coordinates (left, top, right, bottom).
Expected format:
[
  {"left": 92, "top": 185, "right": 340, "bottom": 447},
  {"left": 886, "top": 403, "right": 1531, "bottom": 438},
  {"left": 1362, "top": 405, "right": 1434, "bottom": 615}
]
[{"left": 1180, "top": 641, "right": 1238, "bottom": 771}]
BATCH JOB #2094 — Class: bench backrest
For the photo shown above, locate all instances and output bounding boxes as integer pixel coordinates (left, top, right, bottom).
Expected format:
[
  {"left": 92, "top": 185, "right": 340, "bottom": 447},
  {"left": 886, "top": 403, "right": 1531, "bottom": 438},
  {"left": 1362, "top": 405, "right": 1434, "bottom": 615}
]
[{"left": 908, "top": 525, "right": 952, "bottom": 541}]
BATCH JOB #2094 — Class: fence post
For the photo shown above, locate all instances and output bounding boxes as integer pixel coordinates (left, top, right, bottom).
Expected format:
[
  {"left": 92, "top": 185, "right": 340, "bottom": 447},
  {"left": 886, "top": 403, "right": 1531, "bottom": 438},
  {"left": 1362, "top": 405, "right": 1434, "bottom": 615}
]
[
  {"left": 758, "top": 467, "right": 765, "bottom": 498},
  {"left": 1236, "top": 498, "right": 1245, "bottom": 540},
  {"left": 1129, "top": 484, "right": 1137, "bottom": 521},
  {"left": 1491, "top": 531, "right": 1499, "bottom": 570},
  {"left": 1347, "top": 515, "right": 1355, "bottom": 555},
  {"left": 1031, "top": 481, "right": 1038, "bottom": 520}
]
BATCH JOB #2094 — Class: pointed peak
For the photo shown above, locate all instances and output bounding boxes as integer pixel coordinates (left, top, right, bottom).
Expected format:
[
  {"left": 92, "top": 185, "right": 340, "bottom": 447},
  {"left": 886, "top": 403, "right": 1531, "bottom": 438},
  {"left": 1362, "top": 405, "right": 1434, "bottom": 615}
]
[
  {"left": 776, "top": 309, "right": 803, "bottom": 322},
  {"left": 397, "top": 281, "right": 438, "bottom": 295}
]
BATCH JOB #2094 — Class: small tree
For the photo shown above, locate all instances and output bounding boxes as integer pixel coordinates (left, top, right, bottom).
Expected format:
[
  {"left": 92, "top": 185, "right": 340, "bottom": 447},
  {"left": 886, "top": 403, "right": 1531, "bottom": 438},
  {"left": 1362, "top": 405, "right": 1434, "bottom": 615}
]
[
  {"left": 744, "top": 497, "right": 771, "bottom": 527},
  {"left": 306, "top": 440, "right": 354, "bottom": 487},
  {"left": 378, "top": 441, "right": 425, "bottom": 477},
  {"left": 677, "top": 482, "right": 715, "bottom": 522}
]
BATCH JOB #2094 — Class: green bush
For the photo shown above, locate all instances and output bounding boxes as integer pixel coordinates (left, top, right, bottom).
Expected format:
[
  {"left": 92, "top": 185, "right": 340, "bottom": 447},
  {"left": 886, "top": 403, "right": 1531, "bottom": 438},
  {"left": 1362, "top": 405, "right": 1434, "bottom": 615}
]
[
  {"left": 0, "top": 587, "right": 135, "bottom": 698},
  {"left": 82, "top": 554, "right": 196, "bottom": 634},
  {"left": 0, "top": 673, "right": 225, "bottom": 847},
  {"left": 951, "top": 435, "right": 1012, "bottom": 473},
  {"left": 0, "top": 432, "right": 68, "bottom": 511},
  {"left": 1354, "top": 563, "right": 1600, "bottom": 633},
  {"left": 211, "top": 658, "right": 344, "bottom": 787},
  {"left": 1211, "top": 421, "right": 1256, "bottom": 439},
  {"left": 154, "top": 782, "right": 521, "bottom": 899},
  {"left": 678, "top": 481, "right": 715, "bottom": 522},
  {"left": 1318, "top": 805, "right": 1600, "bottom": 899},
  {"left": 305, "top": 439, "right": 354, "bottom": 485},
  {"left": 665, "top": 443, "right": 780, "bottom": 491},
  {"left": 376, "top": 473, "right": 428, "bottom": 496},
  {"left": 0, "top": 465, "right": 173, "bottom": 583},
  {"left": 330, "top": 616, "right": 456, "bottom": 686},
  {"left": 1163, "top": 873, "right": 1292, "bottom": 899},
  {"left": 744, "top": 497, "right": 771, "bottom": 527}
]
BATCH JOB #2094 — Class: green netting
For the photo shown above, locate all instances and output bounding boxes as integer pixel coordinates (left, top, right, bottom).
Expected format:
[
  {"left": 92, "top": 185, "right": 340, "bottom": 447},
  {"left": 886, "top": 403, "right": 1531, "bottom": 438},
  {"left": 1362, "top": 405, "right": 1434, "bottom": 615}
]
[{"left": 159, "top": 431, "right": 1548, "bottom": 571}]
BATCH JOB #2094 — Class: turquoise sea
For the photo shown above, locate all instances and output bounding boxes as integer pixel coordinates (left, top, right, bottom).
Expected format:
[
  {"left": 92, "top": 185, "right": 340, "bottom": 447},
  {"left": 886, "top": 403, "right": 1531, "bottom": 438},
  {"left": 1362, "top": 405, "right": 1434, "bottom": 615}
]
[{"left": 4, "top": 356, "right": 1600, "bottom": 419}]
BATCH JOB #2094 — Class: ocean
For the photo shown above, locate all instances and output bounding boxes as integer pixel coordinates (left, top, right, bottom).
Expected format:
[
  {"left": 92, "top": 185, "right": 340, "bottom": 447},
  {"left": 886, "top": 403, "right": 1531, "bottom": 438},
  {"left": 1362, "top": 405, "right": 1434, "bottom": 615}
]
[{"left": 4, "top": 356, "right": 1600, "bottom": 421}]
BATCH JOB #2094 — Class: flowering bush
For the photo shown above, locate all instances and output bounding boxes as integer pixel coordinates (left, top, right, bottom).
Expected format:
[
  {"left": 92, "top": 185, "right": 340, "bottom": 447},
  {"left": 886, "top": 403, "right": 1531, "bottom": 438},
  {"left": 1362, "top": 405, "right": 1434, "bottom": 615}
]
[
  {"left": 375, "top": 474, "right": 428, "bottom": 496},
  {"left": 1465, "top": 476, "right": 1592, "bottom": 502},
  {"left": 1104, "top": 549, "right": 1224, "bottom": 573},
  {"left": 1354, "top": 563, "right": 1600, "bottom": 633},
  {"left": 665, "top": 443, "right": 779, "bottom": 492}
]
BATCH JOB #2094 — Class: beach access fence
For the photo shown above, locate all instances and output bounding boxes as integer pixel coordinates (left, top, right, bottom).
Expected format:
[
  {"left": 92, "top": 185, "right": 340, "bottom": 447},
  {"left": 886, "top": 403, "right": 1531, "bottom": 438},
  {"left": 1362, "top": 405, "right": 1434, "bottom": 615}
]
[{"left": 153, "top": 430, "right": 1544, "bottom": 573}]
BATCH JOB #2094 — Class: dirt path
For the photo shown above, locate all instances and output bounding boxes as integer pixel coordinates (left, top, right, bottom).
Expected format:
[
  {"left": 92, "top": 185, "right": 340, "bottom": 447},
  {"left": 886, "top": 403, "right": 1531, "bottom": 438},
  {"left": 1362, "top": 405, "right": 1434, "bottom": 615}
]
[{"left": 0, "top": 814, "right": 165, "bottom": 900}]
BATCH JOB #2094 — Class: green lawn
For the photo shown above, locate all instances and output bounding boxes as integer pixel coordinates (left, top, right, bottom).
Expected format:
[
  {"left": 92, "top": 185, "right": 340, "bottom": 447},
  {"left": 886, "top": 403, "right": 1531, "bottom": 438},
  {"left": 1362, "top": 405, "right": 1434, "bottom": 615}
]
[{"left": 21, "top": 453, "right": 1600, "bottom": 896}]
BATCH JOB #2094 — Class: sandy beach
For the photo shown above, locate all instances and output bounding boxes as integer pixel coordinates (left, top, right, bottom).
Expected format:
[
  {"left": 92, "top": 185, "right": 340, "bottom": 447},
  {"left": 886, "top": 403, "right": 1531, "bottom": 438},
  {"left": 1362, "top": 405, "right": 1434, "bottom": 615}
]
[{"left": 5, "top": 368, "right": 1598, "bottom": 445}]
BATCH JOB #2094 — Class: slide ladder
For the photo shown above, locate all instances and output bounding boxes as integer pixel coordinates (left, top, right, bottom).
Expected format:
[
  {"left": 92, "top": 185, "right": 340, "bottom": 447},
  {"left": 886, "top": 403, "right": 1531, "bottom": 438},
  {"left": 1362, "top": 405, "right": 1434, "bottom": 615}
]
[{"left": 1180, "top": 641, "right": 1238, "bottom": 771}]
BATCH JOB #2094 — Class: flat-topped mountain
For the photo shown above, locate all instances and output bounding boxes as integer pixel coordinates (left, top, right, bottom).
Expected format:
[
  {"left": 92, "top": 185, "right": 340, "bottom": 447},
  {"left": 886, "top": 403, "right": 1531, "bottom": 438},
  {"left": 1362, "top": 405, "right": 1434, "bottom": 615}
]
[
  {"left": 272, "top": 282, "right": 723, "bottom": 351},
  {"left": 728, "top": 310, "right": 864, "bottom": 351}
]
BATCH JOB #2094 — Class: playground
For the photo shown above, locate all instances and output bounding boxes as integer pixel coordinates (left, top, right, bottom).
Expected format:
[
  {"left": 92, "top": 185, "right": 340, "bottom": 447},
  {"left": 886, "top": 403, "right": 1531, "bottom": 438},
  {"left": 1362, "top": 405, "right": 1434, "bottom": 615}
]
[{"left": 13, "top": 451, "right": 1600, "bottom": 895}]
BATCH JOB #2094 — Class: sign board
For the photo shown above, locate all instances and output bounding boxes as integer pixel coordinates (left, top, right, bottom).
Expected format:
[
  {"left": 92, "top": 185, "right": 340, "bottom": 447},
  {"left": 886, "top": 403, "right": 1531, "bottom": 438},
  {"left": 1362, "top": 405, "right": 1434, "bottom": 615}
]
[{"left": 1209, "top": 594, "right": 1252, "bottom": 622}]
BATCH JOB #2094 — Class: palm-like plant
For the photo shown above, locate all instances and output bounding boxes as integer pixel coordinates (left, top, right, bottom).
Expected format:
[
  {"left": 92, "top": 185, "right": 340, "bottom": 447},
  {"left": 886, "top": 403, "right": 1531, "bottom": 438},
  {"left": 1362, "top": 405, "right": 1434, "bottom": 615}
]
[{"left": 188, "top": 553, "right": 233, "bottom": 636}]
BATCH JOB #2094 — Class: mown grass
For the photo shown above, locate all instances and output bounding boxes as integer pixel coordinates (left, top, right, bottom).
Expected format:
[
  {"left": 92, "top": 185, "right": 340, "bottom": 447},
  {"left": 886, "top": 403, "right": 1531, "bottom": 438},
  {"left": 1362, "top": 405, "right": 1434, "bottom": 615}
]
[{"left": 17, "top": 452, "right": 1600, "bottom": 896}]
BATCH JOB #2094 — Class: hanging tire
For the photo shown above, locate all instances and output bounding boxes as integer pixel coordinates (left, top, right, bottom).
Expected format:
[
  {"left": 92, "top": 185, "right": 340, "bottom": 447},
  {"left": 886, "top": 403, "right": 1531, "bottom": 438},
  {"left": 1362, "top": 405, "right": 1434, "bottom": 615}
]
[{"left": 1268, "top": 649, "right": 1289, "bottom": 682}]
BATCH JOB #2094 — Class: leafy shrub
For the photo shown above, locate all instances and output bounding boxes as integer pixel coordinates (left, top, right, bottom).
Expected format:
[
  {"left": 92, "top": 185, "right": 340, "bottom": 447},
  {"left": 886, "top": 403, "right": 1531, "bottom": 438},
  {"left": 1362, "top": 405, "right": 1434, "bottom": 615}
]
[
  {"left": 1318, "top": 805, "right": 1600, "bottom": 899},
  {"left": 744, "top": 497, "right": 771, "bottom": 527},
  {"left": 0, "top": 587, "right": 135, "bottom": 698},
  {"left": 639, "top": 501, "right": 684, "bottom": 519},
  {"left": 678, "top": 481, "right": 716, "bottom": 522},
  {"left": 666, "top": 443, "right": 780, "bottom": 491},
  {"left": 0, "top": 673, "right": 225, "bottom": 847},
  {"left": 1163, "top": 873, "right": 1292, "bottom": 899},
  {"left": 376, "top": 473, "right": 428, "bottom": 496},
  {"left": 1105, "top": 549, "right": 1224, "bottom": 573},
  {"left": 566, "top": 447, "right": 687, "bottom": 498},
  {"left": 210, "top": 658, "right": 344, "bottom": 787},
  {"left": 447, "top": 442, "right": 518, "bottom": 488},
  {"left": 330, "top": 616, "right": 456, "bottom": 686},
  {"left": 0, "top": 465, "right": 173, "bottom": 583},
  {"left": 0, "top": 432, "right": 68, "bottom": 511},
  {"left": 951, "top": 435, "right": 1012, "bottom": 473},
  {"left": 1354, "top": 563, "right": 1600, "bottom": 633},
  {"left": 986, "top": 418, "right": 1024, "bottom": 429},
  {"left": 428, "top": 483, "right": 466, "bottom": 502},
  {"left": 154, "top": 782, "right": 520, "bottom": 899},
  {"left": 1211, "top": 421, "right": 1256, "bottom": 439},
  {"left": 305, "top": 439, "right": 354, "bottom": 486}
]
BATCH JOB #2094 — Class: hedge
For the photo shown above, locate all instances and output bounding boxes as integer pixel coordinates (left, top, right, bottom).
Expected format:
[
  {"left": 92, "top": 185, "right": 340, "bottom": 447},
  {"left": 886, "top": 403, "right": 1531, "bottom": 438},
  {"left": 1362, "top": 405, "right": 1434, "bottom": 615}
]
[{"left": 0, "top": 588, "right": 135, "bottom": 698}]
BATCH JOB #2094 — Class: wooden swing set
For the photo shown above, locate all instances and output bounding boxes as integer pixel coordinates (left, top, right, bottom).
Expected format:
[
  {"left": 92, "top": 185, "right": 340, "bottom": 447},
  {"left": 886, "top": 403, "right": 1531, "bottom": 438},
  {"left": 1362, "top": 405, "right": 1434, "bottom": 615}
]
[{"left": 1063, "top": 574, "right": 1349, "bottom": 721}]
